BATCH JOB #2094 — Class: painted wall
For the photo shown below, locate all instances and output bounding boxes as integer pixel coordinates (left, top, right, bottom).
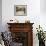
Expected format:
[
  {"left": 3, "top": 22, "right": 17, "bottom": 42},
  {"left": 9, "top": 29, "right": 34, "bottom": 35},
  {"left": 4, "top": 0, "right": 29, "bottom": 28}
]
[
  {"left": 0, "top": 0, "right": 2, "bottom": 32},
  {"left": 40, "top": 0, "right": 46, "bottom": 13},
  {"left": 2, "top": 0, "right": 46, "bottom": 46},
  {"left": 40, "top": 0, "right": 46, "bottom": 31},
  {"left": 2, "top": 0, "right": 40, "bottom": 30}
]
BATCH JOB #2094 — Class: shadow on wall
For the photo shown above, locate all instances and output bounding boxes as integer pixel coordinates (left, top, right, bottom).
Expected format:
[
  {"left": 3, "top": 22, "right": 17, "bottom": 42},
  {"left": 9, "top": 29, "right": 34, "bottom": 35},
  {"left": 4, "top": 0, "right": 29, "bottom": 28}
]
[
  {"left": 0, "top": 0, "right": 2, "bottom": 32},
  {"left": 40, "top": 0, "right": 46, "bottom": 14}
]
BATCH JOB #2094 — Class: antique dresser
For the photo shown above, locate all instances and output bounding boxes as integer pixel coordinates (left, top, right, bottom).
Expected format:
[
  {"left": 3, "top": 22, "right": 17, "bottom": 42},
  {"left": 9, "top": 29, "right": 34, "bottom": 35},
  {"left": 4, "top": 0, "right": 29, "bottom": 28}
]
[{"left": 7, "top": 23, "right": 34, "bottom": 46}]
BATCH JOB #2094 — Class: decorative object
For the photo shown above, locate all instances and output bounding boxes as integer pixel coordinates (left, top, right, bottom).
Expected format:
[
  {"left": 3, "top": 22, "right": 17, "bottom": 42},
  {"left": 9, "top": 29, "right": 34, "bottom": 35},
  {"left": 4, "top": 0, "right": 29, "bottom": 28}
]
[
  {"left": 1, "top": 31, "right": 12, "bottom": 46},
  {"left": 36, "top": 25, "right": 45, "bottom": 46},
  {"left": 8, "top": 19, "right": 19, "bottom": 23},
  {"left": 0, "top": 32, "right": 5, "bottom": 46},
  {"left": 25, "top": 20, "right": 30, "bottom": 23},
  {"left": 14, "top": 5, "right": 27, "bottom": 16}
]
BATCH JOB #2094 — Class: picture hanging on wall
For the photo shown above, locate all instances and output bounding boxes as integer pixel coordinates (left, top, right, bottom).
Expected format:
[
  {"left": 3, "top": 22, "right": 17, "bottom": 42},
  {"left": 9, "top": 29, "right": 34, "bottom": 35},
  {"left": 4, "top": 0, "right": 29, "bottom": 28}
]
[{"left": 14, "top": 5, "right": 27, "bottom": 16}]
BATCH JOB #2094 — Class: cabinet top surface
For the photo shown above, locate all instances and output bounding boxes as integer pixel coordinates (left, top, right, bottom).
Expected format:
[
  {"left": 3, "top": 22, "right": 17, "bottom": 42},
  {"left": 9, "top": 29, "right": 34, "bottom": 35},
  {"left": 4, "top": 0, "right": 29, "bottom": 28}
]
[{"left": 7, "top": 23, "right": 34, "bottom": 25}]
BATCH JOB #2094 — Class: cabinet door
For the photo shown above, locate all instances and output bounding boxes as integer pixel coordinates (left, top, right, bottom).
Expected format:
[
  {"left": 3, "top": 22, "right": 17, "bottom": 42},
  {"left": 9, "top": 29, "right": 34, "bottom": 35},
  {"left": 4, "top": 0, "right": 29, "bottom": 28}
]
[{"left": 11, "top": 32, "right": 28, "bottom": 46}]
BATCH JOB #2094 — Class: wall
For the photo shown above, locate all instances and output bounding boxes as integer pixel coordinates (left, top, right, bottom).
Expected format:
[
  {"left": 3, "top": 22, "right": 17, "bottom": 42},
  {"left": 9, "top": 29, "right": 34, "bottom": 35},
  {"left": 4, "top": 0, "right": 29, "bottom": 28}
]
[
  {"left": 2, "top": 0, "right": 40, "bottom": 30},
  {"left": 0, "top": 0, "right": 2, "bottom": 32},
  {"left": 2, "top": 0, "right": 46, "bottom": 46},
  {"left": 40, "top": 0, "right": 46, "bottom": 31},
  {"left": 40, "top": 0, "right": 46, "bottom": 13}
]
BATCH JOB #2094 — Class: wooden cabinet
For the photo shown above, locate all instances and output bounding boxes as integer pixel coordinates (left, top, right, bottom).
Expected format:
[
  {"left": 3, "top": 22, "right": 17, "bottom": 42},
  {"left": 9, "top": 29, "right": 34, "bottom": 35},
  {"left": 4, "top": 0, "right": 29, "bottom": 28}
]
[{"left": 7, "top": 23, "right": 34, "bottom": 46}]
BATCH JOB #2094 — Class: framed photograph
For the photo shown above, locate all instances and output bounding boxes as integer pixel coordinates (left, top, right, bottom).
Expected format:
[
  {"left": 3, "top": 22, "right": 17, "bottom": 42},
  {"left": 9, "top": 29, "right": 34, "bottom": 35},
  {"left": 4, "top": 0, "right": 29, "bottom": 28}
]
[{"left": 14, "top": 5, "right": 27, "bottom": 16}]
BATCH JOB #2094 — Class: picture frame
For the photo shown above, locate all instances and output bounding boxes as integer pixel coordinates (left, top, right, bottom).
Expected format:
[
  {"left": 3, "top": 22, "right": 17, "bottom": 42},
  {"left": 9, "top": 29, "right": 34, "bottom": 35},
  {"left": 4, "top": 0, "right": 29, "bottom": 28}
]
[{"left": 14, "top": 5, "right": 27, "bottom": 16}]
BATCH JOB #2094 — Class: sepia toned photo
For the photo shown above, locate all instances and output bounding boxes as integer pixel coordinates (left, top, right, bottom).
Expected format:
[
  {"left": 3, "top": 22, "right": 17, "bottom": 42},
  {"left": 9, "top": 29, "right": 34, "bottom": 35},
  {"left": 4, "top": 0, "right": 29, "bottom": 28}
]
[{"left": 14, "top": 5, "right": 27, "bottom": 16}]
